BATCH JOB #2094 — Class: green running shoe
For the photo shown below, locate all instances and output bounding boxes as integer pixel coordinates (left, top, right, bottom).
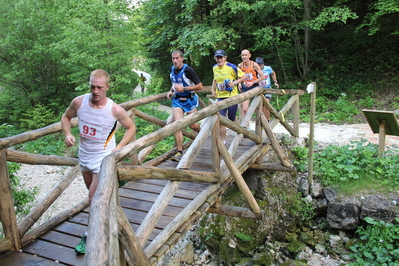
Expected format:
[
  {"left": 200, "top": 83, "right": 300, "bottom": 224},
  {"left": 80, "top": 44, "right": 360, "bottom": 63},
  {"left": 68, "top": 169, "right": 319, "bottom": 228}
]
[
  {"left": 118, "top": 180, "right": 127, "bottom": 187},
  {"left": 75, "top": 235, "right": 87, "bottom": 254}
]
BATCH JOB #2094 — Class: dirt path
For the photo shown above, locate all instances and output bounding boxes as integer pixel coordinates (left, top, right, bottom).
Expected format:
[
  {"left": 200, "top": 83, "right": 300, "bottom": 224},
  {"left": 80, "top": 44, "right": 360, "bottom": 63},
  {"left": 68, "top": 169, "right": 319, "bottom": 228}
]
[{"left": 273, "top": 122, "right": 399, "bottom": 147}]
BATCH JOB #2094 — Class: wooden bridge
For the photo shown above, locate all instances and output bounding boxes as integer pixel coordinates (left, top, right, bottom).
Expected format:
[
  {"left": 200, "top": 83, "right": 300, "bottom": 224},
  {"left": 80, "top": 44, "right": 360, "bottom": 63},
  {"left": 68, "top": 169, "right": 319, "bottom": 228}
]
[{"left": 0, "top": 86, "right": 305, "bottom": 265}]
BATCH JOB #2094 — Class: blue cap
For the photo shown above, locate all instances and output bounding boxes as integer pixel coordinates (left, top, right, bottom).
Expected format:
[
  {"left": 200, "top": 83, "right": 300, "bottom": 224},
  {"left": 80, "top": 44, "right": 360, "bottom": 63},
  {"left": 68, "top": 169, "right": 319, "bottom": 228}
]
[
  {"left": 255, "top": 57, "right": 264, "bottom": 65},
  {"left": 214, "top": 50, "right": 226, "bottom": 57}
]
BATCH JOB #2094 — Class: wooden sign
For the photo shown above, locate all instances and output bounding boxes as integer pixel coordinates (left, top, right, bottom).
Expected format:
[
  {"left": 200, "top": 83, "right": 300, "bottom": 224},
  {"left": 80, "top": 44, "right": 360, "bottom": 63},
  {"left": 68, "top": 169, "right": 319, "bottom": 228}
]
[{"left": 362, "top": 109, "right": 399, "bottom": 136}]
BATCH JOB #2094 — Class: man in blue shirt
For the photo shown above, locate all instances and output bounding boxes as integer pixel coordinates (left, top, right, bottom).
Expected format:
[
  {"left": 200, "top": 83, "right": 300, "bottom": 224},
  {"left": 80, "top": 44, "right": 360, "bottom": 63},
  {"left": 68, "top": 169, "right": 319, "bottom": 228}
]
[{"left": 167, "top": 50, "right": 203, "bottom": 162}]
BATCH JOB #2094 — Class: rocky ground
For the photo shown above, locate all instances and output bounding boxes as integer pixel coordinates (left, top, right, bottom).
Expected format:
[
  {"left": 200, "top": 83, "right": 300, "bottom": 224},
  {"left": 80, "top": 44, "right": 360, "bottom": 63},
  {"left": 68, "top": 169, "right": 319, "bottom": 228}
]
[{"left": 14, "top": 122, "right": 399, "bottom": 265}]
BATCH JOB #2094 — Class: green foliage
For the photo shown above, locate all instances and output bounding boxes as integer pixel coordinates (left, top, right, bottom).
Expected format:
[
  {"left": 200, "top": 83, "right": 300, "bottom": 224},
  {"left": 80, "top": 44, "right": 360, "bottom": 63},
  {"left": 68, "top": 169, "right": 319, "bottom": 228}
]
[
  {"left": 314, "top": 139, "right": 399, "bottom": 189},
  {"left": 20, "top": 133, "right": 66, "bottom": 156},
  {"left": 7, "top": 162, "right": 38, "bottom": 217},
  {"left": 133, "top": 103, "right": 175, "bottom": 161},
  {"left": 19, "top": 104, "right": 59, "bottom": 130},
  {"left": 235, "top": 233, "right": 252, "bottom": 242},
  {"left": 292, "top": 146, "right": 309, "bottom": 173},
  {"left": 288, "top": 193, "right": 315, "bottom": 224},
  {"left": 0, "top": 0, "right": 139, "bottom": 126},
  {"left": 349, "top": 217, "right": 399, "bottom": 265},
  {"left": 0, "top": 124, "right": 22, "bottom": 138}
]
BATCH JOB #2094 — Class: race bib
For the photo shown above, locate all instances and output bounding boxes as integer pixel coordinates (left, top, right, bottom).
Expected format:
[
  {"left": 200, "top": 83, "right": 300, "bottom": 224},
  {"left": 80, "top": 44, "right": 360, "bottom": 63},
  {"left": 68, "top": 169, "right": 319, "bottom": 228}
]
[
  {"left": 245, "top": 73, "right": 254, "bottom": 81},
  {"left": 259, "top": 75, "right": 270, "bottom": 87},
  {"left": 79, "top": 119, "right": 102, "bottom": 141},
  {"left": 217, "top": 83, "right": 227, "bottom": 91},
  {"left": 172, "top": 82, "right": 183, "bottom": 92}
]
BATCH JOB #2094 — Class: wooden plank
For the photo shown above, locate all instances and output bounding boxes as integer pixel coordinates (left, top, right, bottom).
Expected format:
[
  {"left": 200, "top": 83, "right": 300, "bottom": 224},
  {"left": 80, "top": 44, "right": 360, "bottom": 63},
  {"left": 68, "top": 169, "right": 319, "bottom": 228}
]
[
  {"left": 136, "top": 180, "right": 181, "bottom": 245},
  {"left": 133, "top": 179, "right": 209, "bottom": 192},
  {"left": 122, "top": 208, "right": 174, "bottom": 229},
  {"left": 119, "top": 197, "right": 183, "bottom": 216},
  {"left": 121, "top": 182, "right": 199, "bottom": 200},
  {"left": 53, "top": 222, "right": 87, "bottom": 238},
  {"left": 118, "top": 189, "right": 192, "bottom": 208},
  {"left": 0, "top": 251, "right": 63, "bottom": 266},
  {"left": 23, "top": 239, "right": 85, "bottom": 266},
  {"left": 68, "top": 212, "right": 89, "bottom": 225},
  {"left": 39, "top": 231, "right": 82, "bottom": 248}
]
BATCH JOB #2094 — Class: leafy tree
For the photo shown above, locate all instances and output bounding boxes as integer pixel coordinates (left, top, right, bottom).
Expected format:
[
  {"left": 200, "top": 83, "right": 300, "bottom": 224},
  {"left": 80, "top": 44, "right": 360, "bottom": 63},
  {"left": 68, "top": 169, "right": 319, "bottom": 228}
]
[{"left": 0, "top": 0, "right": 140, "bottom": 127}]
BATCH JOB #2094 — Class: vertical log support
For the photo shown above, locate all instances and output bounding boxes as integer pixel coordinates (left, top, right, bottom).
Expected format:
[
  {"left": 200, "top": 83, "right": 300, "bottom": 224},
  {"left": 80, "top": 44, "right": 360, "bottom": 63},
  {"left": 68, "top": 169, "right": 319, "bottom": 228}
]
[
  {"left": 211, "top": 115, "right": 221, "bottom": 176},
  {"left": 308, "top": 82, "right": 317, "bottom": 184},
  {"left": 378, "top": 119, "right": 386, "bottom": 158},
  {"left": 293, "top": 94, "right": 300, "bottom": 135},
  {"left": 0, "top": 150, "right": 21, "bottom": 251},
  {"left": 129, "top": 110, "right": 139, "bottom": 165},
  {"left": 255, "top": 99, "right": 263, "bottom": 164},
  {"left": 86, "top": 156, "right": 119, "bottom": 266}
]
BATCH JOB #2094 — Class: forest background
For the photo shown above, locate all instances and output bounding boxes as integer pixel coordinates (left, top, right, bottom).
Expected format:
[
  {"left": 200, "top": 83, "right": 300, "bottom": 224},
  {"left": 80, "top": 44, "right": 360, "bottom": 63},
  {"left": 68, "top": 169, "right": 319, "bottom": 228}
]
[
  {"left": 1, "top": 1, "right": 399, "bottom": 261},
  {"left": 0, "top": 0, "right": 398, "bottom": 135}
]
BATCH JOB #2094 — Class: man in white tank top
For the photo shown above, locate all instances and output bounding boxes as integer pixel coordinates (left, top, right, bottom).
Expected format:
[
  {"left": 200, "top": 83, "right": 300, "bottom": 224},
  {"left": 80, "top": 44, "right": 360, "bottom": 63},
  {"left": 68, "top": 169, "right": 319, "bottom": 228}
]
[{"left": 61, "top": 69, "right": 136, "bottom": 254}]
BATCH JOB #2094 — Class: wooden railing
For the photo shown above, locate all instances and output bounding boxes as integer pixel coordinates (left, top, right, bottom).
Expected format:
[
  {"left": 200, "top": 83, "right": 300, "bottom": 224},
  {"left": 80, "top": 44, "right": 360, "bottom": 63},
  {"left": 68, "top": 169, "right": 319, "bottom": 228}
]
[{"left": 0, "top": 86, "right": 304, "bottom": 265}]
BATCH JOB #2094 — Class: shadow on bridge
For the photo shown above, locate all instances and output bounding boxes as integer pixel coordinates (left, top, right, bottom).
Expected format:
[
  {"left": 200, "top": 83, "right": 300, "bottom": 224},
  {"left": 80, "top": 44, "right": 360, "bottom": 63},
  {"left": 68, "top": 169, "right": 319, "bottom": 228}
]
[{"left": 0, "top": 86, "right": 305, "bottom": 265}]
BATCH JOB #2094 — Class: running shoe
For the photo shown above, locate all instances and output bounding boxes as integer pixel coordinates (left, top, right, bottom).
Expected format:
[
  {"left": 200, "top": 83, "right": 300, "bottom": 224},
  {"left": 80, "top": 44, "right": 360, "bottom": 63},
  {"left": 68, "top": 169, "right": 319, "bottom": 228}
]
[
  {"left": 118, "top": 180, "right": 127, "bottom": 187},
  {"left": 171, "top": 152, "right": 183, "bottom": 162},
  {"left": 75, "top": 235, "right": 87, "bottom": 254}
]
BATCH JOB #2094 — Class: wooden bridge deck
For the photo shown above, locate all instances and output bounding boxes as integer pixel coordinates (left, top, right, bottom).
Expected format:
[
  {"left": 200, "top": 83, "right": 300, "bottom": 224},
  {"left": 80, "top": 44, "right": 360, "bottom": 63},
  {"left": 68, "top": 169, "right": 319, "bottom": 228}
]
[{"left": 0, "top": 137, "right": 255, "bottom": 266}]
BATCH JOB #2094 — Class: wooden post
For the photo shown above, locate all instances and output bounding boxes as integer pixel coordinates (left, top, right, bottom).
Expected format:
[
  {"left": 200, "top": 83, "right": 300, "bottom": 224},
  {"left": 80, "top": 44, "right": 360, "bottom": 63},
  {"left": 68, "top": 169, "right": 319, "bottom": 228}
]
[
  {"left": 378, "top": 119, "right": 386, "bottom": 158},
  {"left": 86, "top": 156, "right": 117, "bottom": 266},
  {"left": 0, "top": 150, "right": 21, "bottom": 251},
  {"left": 292, "top": 94, "right": 300, "bottom": 135},
  {"left": 307, "top": 82, "right": 316, "bottom": 184},
  {"left": 129, "top": 111, "right": 139, "bottom": 165},
  {"left": 211, "top": 115, "right": 221, "bottom": 175}
]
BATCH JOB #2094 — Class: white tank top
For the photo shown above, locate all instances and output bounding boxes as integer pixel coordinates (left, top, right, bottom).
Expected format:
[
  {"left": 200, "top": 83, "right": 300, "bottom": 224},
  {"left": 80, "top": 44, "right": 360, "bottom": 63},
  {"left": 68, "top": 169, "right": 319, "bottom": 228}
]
[{"left": 77, "top": 94, "right": 117, "bottom": 153}]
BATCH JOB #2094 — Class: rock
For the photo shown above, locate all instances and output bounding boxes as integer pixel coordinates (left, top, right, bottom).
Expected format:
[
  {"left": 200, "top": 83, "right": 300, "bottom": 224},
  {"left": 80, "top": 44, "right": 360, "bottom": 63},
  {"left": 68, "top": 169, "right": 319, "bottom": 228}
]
[
  {"left": 314, "top": 197, "right": 328, "bottom": 215},
  {"left": 285, "top": 240, "right": 306, "bottom": 256},
  {"left": 298, "top": 178, "right": 309, "bottom": 197},
  {"left": 360, "top": 195, "right": 399, "bottom": 224},
  {"left": 327, "top": 201, "right": 360, "bottom": 230},
  {"left": 323, "top": 186, "right": 338, "bottom": 203},
  {"left": 310, "top": 180, "right": 323, "bottom": 198}
]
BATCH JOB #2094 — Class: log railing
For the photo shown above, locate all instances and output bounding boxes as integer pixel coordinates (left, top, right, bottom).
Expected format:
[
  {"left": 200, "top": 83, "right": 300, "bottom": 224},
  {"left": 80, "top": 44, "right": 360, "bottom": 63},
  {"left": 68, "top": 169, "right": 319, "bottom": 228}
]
[{"left": 0, "top": 85, "right": 304, "bottom": 265}]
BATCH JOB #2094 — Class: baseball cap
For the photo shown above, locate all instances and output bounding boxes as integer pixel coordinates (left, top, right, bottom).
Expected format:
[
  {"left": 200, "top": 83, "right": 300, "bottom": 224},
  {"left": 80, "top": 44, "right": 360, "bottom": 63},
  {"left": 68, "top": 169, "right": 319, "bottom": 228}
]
[
  {"left": 214, "top": 50, "right": 226, "bottom": 57},
  {"left": 255, "top": 57, "right": 264, "bottom": 65}
]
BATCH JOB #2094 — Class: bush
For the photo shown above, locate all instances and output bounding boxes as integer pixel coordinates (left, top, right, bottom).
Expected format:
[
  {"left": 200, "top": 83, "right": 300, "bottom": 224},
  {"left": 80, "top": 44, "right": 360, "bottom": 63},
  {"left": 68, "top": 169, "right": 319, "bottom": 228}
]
[
  {"left": 349, "top": 217, "right": 399, "bottom": 265},
  {"left": 314, "top": 139, "right": 399, "bottom": 189},
  {"left": 19, "top": 103, "right": 59, "bottom": 130}
]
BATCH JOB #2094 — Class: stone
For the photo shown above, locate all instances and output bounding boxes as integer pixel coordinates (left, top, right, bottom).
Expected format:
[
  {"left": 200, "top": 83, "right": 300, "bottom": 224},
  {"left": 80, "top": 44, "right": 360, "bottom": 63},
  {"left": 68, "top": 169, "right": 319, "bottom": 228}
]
[
  {"left": 323, "top": 186, "right": 337, "bottom": 203},
  {"left": 314, "top": 197, "right": 328, "bottom": 215},
  {"left": 360, "top": 195, "right": 399, "bottom": 224},
  {"left": 298, "top": 178, "right": 309, "bottom": 197},
  {"left": 310, "top": 180, "right": 323, "bottom": 198},
  {"left": 285, "top": 240, "right": 306, "bottom": 256},
  {"left": 327, "top": 201, "right": 360, "bottom": 230}
]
